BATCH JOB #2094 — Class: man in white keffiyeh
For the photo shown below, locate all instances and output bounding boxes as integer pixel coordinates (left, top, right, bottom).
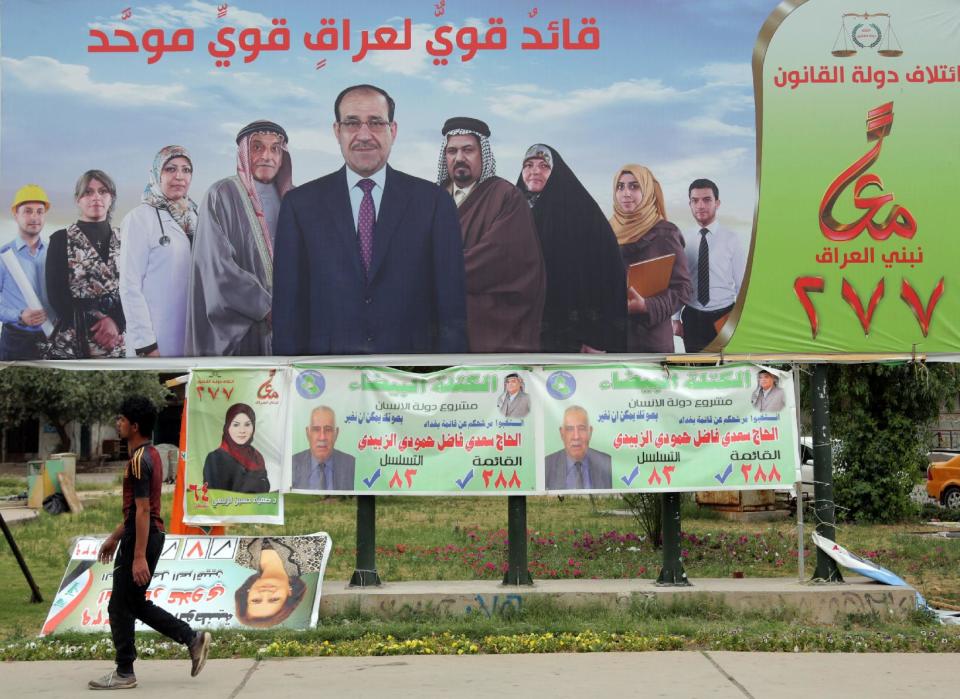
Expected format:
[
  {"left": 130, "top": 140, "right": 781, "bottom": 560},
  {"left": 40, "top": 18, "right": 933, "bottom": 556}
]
[{"left": 185, "top": 120, "right": 293, "bottom": 356}]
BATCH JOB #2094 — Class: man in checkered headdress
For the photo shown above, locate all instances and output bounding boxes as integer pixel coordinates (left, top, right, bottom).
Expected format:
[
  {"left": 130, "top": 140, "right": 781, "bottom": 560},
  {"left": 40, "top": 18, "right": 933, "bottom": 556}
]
[
  {"left": 437, "top": 117, "right": 545, "bottom": 352},
  {"left": 186, "top": 120, "right": 293, "bottom": 356}
]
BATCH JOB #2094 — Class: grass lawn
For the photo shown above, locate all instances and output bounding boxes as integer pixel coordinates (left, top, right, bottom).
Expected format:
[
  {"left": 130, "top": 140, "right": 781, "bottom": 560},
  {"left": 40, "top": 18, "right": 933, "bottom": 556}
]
[
  {"left": 0, "top": 475, "right": 116, "bottom": 498},
  {"left": 2, "top": 483, "right": 958, "bottom": 657}
]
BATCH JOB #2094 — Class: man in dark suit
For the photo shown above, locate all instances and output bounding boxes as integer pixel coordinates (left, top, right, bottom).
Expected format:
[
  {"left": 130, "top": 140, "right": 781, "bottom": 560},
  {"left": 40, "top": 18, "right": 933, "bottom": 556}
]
[
  {"left": 272, "top": 84, "right": 467, "bottom": 355},
  {"left": 291, "top": 406, "right": 355, "bottom": 490},
  {"left": 545, "top": 405, "right": 612, "bottom": 489}
]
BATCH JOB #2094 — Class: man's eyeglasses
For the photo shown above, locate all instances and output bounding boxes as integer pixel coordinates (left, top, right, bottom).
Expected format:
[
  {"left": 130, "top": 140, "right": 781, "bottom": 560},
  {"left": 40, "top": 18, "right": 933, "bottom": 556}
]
[{"left": 338, "top": 119, "right": 391, "bottom": 134}]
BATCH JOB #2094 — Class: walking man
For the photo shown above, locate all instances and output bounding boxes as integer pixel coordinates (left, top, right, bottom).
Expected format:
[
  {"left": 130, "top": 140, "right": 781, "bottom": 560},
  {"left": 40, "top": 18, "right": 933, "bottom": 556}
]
[{"left": 89, "top": 396, "right": 211, "bottom": 690}]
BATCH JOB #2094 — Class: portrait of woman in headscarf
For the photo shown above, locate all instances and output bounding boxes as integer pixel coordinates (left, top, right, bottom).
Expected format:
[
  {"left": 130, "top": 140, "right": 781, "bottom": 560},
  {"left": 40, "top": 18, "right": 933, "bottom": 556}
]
[
  {"left": 516, "top": 144, "right": 627, "bottom": 354},
  {"left": 118, "top": 146, "right": 198, "bottom": 357},
  {"left": 233, "top": 536, "right": 327, "bottom": 628},
  {"left": 610, "top": 164, "right": 692, "bottom": 353},
  {"left": 203, "top": 403, "right": 271, "bottom": 493},
  {"left": 43, "top": 170, "right": 126, "bottom": 358}
]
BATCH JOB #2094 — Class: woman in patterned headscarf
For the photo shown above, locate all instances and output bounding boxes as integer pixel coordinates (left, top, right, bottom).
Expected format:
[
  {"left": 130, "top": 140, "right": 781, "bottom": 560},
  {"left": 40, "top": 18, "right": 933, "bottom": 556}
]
[
  {"left": 610, "top": 164, "right": 691, "bottom": 353},
  {"left": 44, "top": 169, "right": 126, "bottom": 358},
  {"left": 118, "top": 146, "right": 198, "bottom": 357}
]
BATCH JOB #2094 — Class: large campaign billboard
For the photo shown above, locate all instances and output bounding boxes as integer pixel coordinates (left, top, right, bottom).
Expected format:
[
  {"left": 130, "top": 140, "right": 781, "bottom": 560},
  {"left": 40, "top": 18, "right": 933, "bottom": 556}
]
[
  {"left": 0, "top": 0, "right": 956, "bottom": 361},
  {"left": 727, "top": 0, "right": 959, "bottom": 355}
]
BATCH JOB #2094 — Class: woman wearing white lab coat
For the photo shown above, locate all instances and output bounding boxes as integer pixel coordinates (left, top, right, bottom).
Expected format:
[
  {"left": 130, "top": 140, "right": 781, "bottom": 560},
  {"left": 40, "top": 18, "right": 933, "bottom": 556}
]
[{"left": 119, "top": 145, "right": 197, "bottom": 357}]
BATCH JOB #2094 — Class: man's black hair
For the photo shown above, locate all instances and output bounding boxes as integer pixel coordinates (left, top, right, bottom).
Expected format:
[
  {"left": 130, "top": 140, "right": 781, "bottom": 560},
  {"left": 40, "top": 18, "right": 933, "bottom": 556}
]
[
  {"left": 119, "top": 396, "right": 157, "bottom": 437},
  {"left": 688, "top": 178, "right": 719, "bottom": 199},
  {"left": 334, "top": 84, "right": 396, "bottom": 122}
]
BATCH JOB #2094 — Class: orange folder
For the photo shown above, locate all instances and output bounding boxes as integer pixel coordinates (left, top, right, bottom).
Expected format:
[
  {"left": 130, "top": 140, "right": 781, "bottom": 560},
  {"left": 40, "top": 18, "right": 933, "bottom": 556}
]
[{"left": 627, "top": 253, "right": 675, "bottom": 297}]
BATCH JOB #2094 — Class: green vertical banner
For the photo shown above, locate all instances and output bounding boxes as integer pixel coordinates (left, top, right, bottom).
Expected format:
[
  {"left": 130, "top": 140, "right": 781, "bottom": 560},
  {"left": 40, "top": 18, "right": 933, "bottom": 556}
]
[
  {"left": 287, "top": 366, "right": 538, "bottom": 494},
  {"left": 185, "top": 368, "right": 287, "bottom": 524},
  {"left": 727, "top": 0, "right": 960, "bottom": 353},
  {"left": 532, "top": 363, "right": 799, "bottom": 492}
]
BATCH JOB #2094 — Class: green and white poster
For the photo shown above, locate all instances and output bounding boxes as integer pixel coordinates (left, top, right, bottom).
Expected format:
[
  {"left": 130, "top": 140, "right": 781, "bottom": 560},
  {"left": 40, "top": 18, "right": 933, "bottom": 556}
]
[
  {"left": 727, "top": 0, "right": 960, "bottom": 354},
  {"left": 286, "top": 366, "right": 537, "bottom": 495},
  {"left": 184, "top": 363, "right": 798, "bottom": 514},
  {"left": 533, "top": 364, "right": 798, "bottom": 492},
  {"left": 185, "top": 368, "right": 288, "bottom": 524}
]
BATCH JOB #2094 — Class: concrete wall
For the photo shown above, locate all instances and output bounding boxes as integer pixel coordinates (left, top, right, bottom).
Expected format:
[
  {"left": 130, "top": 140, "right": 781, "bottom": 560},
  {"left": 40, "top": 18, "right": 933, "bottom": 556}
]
[
  {"left": 319, "top": 578, "right": 918, "bottom": 625},
  {"left": 37, "top": 420, "right": 119, "bottom": 459}
]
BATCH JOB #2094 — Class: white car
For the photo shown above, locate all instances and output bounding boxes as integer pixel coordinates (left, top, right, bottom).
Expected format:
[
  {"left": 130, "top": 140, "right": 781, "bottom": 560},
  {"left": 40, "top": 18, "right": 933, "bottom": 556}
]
[{"left": 782, "top": 437, "right": 841, "bottom": 505}]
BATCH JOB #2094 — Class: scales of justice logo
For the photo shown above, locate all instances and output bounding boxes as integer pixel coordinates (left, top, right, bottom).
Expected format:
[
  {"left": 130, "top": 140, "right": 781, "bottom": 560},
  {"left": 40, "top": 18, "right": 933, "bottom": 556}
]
[{"left": 830, "top": 11, "right": 903, "bottom": 57}]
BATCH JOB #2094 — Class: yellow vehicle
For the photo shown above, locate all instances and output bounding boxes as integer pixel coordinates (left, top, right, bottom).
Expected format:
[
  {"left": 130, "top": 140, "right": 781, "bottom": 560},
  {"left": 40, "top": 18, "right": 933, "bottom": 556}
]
[{"left": 927, "top": 454, "right": 960, "bottom": 509}]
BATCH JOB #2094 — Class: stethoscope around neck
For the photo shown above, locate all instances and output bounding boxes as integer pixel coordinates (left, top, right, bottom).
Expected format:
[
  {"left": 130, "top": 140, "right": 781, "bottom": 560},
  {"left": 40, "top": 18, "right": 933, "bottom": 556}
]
[
  {"left": 155, "top": 207, "right": 194, "bottom": 247},
  {"left": 155, "top": 207, "right": 171, "bottom": 246}
]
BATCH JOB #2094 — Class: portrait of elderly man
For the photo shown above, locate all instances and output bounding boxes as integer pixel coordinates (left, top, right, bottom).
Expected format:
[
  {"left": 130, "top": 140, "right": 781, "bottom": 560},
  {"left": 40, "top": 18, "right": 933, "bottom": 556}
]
[
  {"left": 517, "top": 145, "right": 626, "bottom": 354},
  {"left": 185, "top": 120, "right": 293, "bottom": 356},
  {"left": 497, "top": 372, "right": 531, "bottom": 418},
  {"left": 437, "top": 117, "right": 545, "bottom": 352},
  {"left": 751, "top": 370, "right": 786, "bottom": 412},
  {"left": 291, "top": 406, "right": 356, "bottom": 490},
  {"left": 545, "top": 405, "right": 613, "bottom": 490},
  {"left": 273, "top": 84, "right": 466, "bottom": 355}
]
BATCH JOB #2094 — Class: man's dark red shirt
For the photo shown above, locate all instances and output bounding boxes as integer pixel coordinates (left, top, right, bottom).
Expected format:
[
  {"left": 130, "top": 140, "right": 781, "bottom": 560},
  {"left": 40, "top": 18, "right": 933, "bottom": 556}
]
[{"left": 122, "top": 442, "right": 165, "bottom": 534}]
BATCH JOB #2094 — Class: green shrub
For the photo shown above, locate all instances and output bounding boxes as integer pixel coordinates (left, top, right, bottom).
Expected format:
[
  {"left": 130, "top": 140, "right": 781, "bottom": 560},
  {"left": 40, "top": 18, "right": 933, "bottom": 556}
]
[{"left": 823, "top": 363, "right": 960, "bottom": 523}]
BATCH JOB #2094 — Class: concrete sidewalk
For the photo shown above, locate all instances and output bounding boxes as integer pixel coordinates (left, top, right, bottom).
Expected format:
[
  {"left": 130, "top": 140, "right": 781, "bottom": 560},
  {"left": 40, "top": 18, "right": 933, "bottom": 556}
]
[{"left": 6, "top": 652, "right": 956, "bottom": 698}]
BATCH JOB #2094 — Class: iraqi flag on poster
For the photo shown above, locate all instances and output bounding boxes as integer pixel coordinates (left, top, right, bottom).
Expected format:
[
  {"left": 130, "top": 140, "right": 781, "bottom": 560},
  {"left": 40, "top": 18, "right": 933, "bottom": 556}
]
[
  {"left": 41, "top": 564, "right": 94, "bottom": 636},
  {"left": 40, "top": 538, "right": 101, "bottom": 636}
]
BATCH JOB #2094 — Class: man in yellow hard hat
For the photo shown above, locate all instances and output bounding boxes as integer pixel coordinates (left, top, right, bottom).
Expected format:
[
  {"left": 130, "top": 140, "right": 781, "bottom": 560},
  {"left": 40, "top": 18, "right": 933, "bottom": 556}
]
[{"left": 0, "top": 184, "right": 52, "bottom": 359}]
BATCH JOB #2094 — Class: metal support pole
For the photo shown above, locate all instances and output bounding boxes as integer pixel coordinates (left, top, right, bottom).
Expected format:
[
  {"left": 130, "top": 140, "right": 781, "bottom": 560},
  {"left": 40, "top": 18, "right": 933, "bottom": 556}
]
[
  {"left": 0, "top": 511, "right": 43, "bottom": 602},
  {"left": 656, "top": 492, "right": 690, "bottom": 586},
  {"left": 793, "top": 364, "right": 804, "bottom": 582},
  {"left": 797, "top": 472, "right": 805, "bottom": 582},
  {"left": 812, "top": 364, "right": 843, "bottom": 582},
  {"left": 503, "top": 495, "right": 533, "bottom": 585},
  {"left": 349, "top": 495, "right": 381, "bottom": 587}
]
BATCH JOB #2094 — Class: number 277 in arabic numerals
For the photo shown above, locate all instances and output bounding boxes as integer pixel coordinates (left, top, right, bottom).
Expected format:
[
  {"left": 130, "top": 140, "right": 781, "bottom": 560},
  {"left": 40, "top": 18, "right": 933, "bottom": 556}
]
[{"left": 794, "top": 275, "right": 944, "bottom": 338}]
